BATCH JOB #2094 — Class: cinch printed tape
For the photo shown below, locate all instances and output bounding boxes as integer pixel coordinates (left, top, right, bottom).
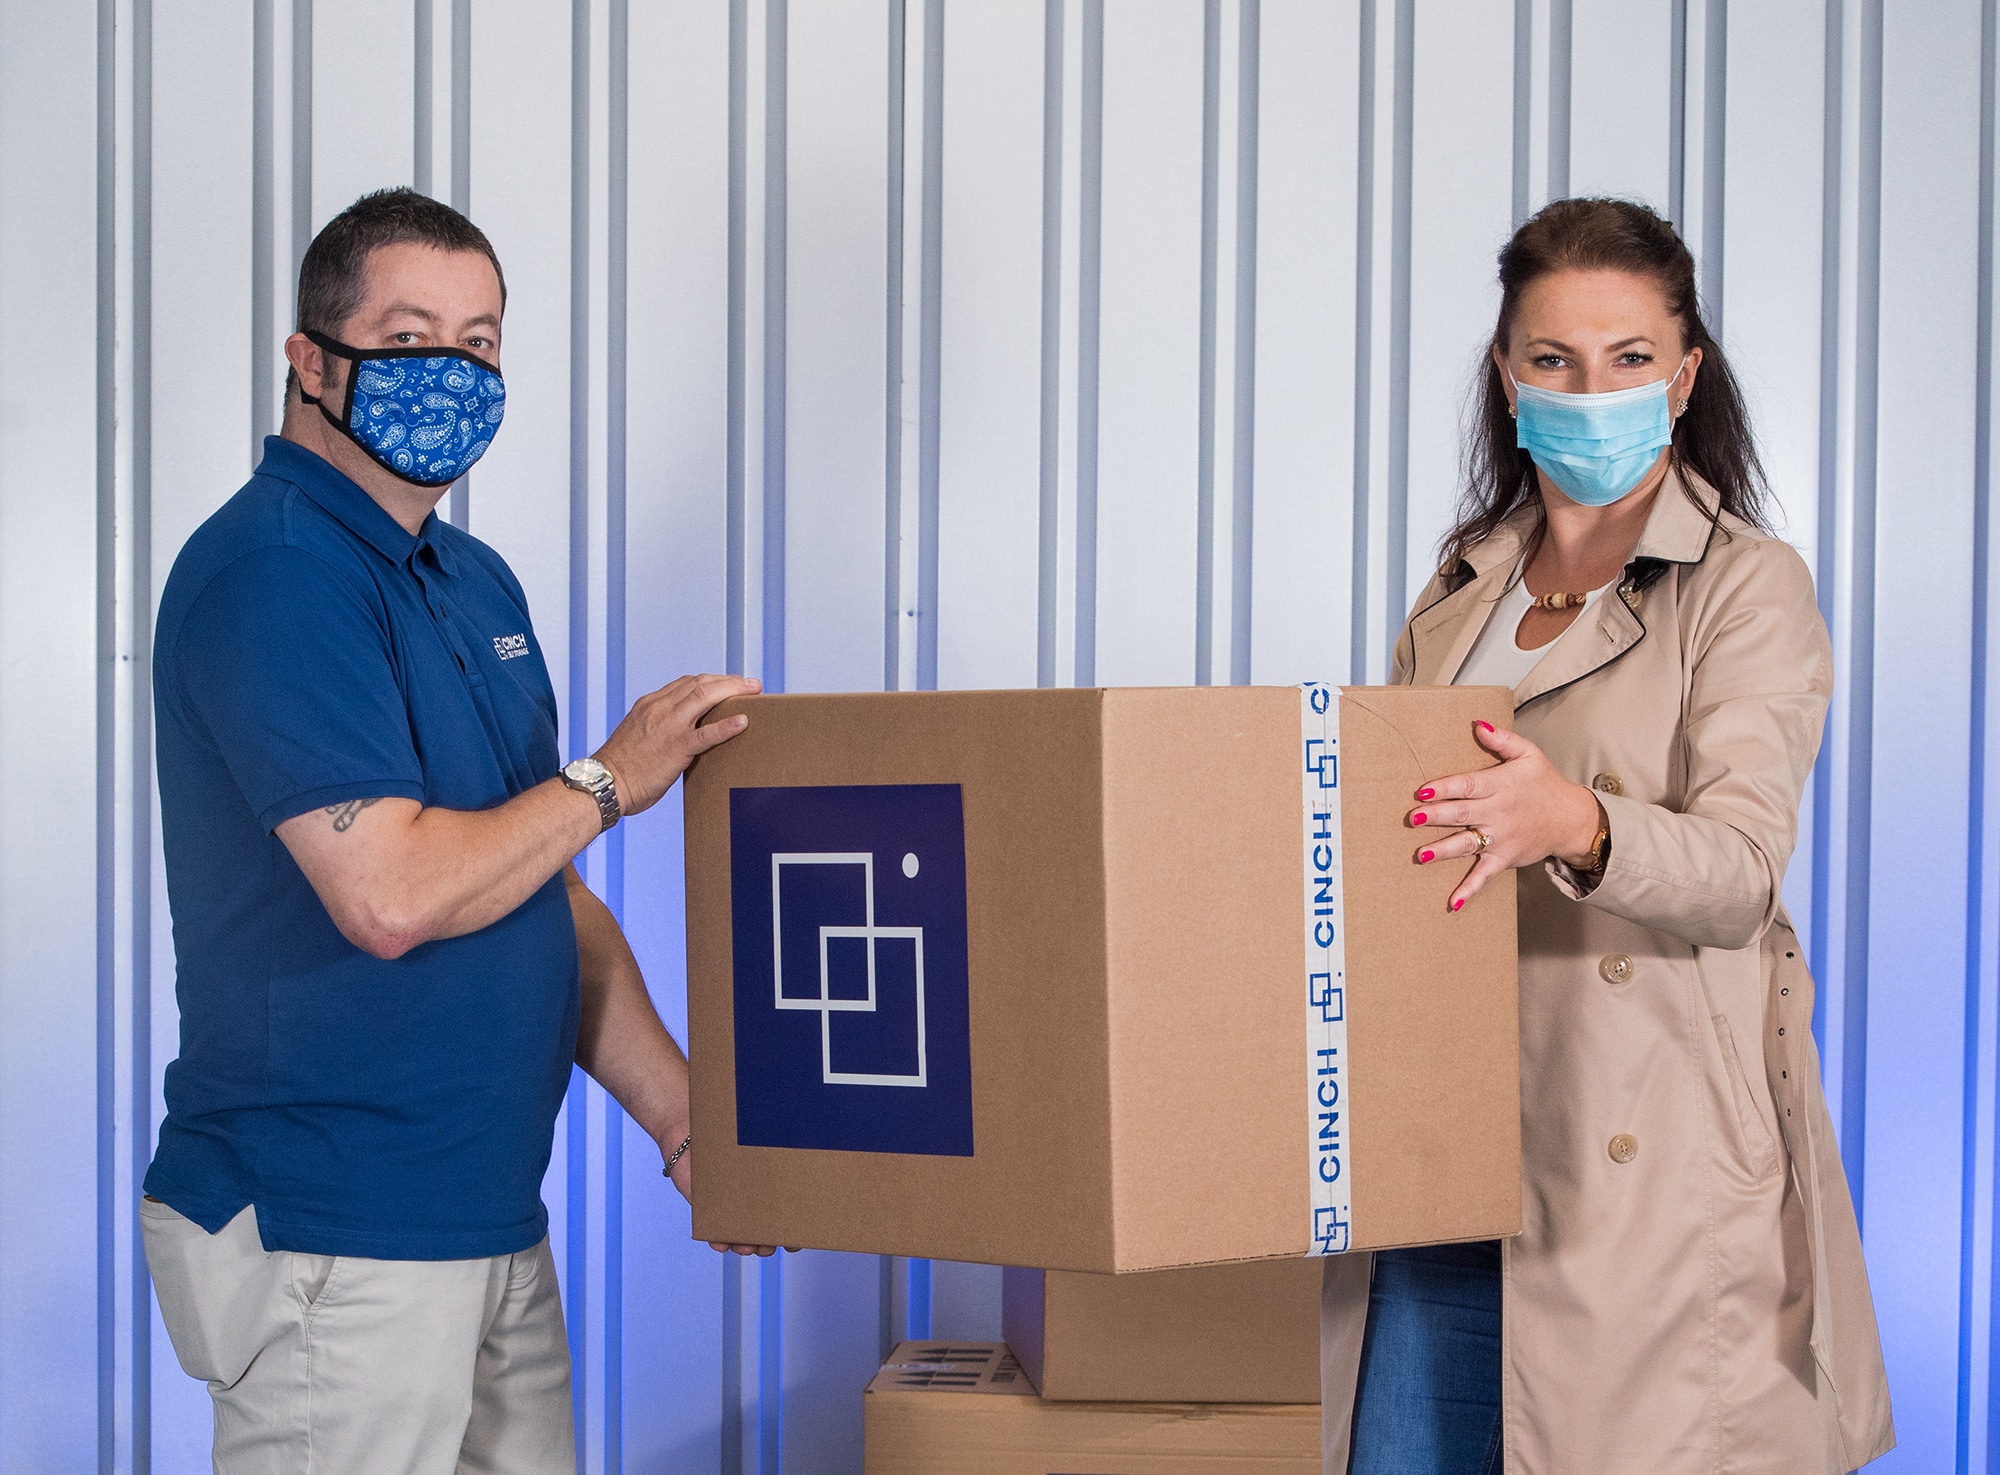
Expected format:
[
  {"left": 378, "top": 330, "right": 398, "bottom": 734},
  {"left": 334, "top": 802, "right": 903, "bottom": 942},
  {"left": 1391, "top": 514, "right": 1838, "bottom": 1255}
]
[{"left": 1300, "top": 683, "right": 1351, "bottom": 1256}]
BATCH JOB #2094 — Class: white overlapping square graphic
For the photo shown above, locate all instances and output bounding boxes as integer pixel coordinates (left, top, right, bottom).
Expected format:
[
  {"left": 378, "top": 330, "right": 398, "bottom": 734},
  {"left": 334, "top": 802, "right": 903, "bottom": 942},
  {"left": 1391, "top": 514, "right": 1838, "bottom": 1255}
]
[{"left": 770, "top": 852, "right": 928, "bottom": 1087}]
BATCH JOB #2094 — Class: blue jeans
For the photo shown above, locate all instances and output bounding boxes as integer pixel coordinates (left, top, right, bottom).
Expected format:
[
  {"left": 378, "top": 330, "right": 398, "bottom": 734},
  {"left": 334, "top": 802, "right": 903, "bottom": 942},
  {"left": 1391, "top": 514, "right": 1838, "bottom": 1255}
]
[{"left": 1348, "top": 1240, "right": 1503, "bottom": 1475}]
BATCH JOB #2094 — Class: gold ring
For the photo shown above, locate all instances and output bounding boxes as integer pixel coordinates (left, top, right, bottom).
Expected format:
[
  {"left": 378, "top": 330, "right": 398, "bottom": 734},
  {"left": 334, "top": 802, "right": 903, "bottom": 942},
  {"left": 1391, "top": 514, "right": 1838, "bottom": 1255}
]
[{"left": 1474, "top": 829, "right": 1493, "bottom": 854}]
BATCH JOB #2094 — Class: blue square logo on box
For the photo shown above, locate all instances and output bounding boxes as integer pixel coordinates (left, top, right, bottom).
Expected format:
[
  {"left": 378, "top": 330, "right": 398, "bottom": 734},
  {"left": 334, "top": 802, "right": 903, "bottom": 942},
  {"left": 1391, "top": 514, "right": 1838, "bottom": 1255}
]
[{"left": 729, "top": 784, "right": 974, "bottom": 1156}]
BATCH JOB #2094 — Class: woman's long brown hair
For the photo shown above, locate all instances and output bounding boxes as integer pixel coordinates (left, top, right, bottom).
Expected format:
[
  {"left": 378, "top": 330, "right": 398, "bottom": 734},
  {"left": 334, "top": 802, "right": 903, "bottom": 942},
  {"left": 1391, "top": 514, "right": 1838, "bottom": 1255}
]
[{"left": 1441, "top": 197, "right": 1772, "bottom": 576}]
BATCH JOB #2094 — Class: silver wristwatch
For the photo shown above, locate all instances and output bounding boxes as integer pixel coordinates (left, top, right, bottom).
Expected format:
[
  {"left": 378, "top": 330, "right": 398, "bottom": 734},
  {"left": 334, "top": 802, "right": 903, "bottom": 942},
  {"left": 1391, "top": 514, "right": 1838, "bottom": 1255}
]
[{"left": 560, "top": 757, "right": 621, "bottom": 832}]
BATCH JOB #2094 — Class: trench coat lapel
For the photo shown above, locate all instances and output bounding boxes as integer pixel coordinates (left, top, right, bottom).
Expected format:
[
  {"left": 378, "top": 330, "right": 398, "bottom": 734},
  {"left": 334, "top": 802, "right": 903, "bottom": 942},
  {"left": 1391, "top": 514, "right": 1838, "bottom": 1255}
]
[
  {"left": 1415, "top": 470, "right": 1724, "bottom": 705},
  {"left": 1406, "top": 517, "right": 1532, "bottom": 687}
]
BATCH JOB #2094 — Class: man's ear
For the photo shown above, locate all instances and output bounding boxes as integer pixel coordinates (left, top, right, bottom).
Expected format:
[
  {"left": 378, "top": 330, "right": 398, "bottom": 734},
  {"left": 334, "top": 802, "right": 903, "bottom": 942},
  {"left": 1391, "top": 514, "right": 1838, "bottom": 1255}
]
[{"left": 283, "top": 331, "right": 328, "bottom": 403}]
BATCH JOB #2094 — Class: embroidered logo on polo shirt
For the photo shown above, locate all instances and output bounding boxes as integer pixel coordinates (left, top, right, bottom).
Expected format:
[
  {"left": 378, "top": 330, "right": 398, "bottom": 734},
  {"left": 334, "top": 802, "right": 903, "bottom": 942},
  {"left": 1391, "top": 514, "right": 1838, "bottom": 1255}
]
[{"left": 492, "top": 633, "right": 530, "bottom": 660}]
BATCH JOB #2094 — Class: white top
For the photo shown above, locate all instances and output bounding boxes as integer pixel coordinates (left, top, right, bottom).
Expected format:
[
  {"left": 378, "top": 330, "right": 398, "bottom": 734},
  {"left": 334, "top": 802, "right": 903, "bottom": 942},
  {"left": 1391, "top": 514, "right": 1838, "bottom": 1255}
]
[{"left": 1453, "top": 564, "right": 1615, "bottom": 692}]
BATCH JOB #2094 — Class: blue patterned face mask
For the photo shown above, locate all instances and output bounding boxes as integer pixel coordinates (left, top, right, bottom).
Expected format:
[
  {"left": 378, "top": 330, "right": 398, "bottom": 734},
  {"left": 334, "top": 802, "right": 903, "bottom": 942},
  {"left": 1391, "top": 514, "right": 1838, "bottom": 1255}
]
[
  {"left": 1510, "top": 356, "right": 1686, "bottom": 507},
  {"left": 303, "top": 330, "right": 505, "bottom": 487}
]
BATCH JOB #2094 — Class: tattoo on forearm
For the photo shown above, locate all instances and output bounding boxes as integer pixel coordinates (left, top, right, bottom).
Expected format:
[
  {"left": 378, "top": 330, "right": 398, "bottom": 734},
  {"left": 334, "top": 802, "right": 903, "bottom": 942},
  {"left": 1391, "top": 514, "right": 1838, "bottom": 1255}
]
[{"left": 325, "top": 797, "right": 383, "bottom": 833}]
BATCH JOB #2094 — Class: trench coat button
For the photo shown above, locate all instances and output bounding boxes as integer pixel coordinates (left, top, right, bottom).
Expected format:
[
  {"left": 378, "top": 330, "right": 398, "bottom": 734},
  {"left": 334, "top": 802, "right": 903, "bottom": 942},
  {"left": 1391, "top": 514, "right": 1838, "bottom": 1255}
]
[
  {"left": 1599, "top": 953, "right": 1634, "bottom": 985},
  {"left": 1609, "top": 1134, "right": 1639, "bottom": 1164},
  {"left": 1620, "top": 586, "right": 1642, "bottom": 610},
  {"left": 1592, "top": 772, "right": 1624, "bottom": 796}
]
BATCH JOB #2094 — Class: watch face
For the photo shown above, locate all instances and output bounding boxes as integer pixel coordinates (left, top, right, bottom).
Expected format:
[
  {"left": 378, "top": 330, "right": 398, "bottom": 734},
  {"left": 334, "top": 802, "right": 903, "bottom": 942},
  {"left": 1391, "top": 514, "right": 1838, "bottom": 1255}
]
[{"left": 567, "top": 757, "right": 609, "bottom": 786}]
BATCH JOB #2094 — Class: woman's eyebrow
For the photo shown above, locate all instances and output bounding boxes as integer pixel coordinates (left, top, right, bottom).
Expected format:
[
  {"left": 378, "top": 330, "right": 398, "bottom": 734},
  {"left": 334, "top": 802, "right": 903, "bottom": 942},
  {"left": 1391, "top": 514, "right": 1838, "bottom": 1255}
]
[
  {"left": 1523, "top": 336, "right": 1577, "bottom": 353},
  {"left": 1606, "top": 336, "right": 1655, "bottom": 351}
]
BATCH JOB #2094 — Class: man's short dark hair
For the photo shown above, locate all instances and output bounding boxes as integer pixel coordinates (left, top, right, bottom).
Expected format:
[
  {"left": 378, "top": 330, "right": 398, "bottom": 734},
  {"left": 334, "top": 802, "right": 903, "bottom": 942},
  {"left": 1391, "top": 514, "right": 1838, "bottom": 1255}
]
[{"left": 296, "top": 187, "right": 507, "bottom": 342}]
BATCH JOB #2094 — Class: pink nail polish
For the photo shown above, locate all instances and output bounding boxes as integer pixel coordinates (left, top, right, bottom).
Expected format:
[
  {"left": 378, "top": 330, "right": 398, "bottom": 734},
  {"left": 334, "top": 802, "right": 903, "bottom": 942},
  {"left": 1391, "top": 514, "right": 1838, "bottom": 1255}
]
[
  {"left": 1417, "top": 787, "right": 1436, "bottom": 801},
  {"left": 1477, "top": 720, "right": 1495, "bottom": 734},
  {"left": 1419, "top": 849, "right": 1434, "bottom": 864},
  {"left": 1412, "top": 811, "right": 1428, "bottom": 826},
  {"left": 1451, "top": 897, "right": 1465, "bottom": 912}
]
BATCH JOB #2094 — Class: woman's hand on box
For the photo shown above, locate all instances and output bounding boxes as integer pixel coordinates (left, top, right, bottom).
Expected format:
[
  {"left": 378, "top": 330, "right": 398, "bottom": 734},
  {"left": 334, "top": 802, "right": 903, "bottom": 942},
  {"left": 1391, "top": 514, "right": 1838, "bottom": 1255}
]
[{"left": 1408, "top": 721, "right": 1605, "bottom": 912}]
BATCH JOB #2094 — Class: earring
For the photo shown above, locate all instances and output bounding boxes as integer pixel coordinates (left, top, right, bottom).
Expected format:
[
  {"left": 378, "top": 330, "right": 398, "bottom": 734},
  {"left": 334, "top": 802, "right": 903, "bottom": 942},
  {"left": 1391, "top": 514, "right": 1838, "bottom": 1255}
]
[
  {"left": 1508, "top": 405, "right": 1517, "bottom": 419},
  {"left": 1675, "top": 398, "right": 1689, "bottom": 416}
]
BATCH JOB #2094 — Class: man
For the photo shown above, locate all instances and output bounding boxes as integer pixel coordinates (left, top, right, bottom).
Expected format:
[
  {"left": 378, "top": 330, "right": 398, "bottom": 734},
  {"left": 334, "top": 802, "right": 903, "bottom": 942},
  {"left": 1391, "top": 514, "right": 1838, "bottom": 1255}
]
[{"left": 142, "top": 187, "right": 762, "bottom": 1473}]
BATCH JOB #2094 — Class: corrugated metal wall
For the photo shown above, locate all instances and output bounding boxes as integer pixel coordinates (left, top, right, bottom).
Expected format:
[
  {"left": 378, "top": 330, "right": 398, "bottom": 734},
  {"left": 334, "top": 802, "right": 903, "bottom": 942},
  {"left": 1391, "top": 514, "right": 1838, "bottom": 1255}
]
[{"left": 1, "top": 1, "right": 1995, "bottom": 1471}]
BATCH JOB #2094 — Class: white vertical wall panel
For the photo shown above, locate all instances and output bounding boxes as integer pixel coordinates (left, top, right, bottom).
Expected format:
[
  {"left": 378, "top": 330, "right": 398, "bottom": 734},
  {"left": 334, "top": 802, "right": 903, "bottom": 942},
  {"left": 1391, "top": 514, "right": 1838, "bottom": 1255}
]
[
  {"left": 15, "top": 3, "right": 2000, "bottom": 1472},
  {"left": 779, "top": 1250, "right": 875, "bottom": 1475},
  {"left": 151, "top": 12, "right": 257, "bottom": 562},
  {"left": 783, "top": 1, "right": 891, "bottom": 696},
  {"left": 1091, "top": 0, "right": 1205, "bottom": 688},
  {"left": 147, "top": 16, "right": 263, "bottom": 1464},
  {"left": 613, "top": 0, "right": 741, "bottom": 1463},
  {"left": 1567, "top": 0, "right": 1677, "bottom": 209},
  {"left": 1404, "top": 2, "right": 1514, "bottom": 600},
  {"left": 1719, "top": 0, "right": 1831, "bottom": 947},
  {"left": 1248, "top": 0, "right": 1357, "bottom": 688},
  {"left": 312, "top": 0, "right": 417, "bottom": 221},
  {"left": 465, "top": 0, "right": 573, "bottom": 713},
  {"left": 1720, "top": 0, "right": 1830, "bottom": 555},
  {"left": 1352, "top": 2, "right": 1400, "bottom": 684},
  {"left": 935, "top": 0, "right": 1046, "bottom": 692},
  {"left": 0, "top": 1, "right": 100, "bottom": 1468},
  {"left": 1866, "top": 3, "right": 1983, "bottom": 1470},
  {"left": 771, "top": 4, "right": 898, "bottom": 1461}
]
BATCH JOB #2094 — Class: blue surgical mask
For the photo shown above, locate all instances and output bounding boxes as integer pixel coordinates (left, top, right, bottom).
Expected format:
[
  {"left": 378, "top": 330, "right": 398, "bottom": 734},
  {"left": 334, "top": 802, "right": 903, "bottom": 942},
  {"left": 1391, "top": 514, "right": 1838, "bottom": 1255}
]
[
  {"left": 1510, "top": 358, "right": 1685, "bottom": 507},
  {"left": 304, "top": 330, "right": 506, "bottom": 487}
]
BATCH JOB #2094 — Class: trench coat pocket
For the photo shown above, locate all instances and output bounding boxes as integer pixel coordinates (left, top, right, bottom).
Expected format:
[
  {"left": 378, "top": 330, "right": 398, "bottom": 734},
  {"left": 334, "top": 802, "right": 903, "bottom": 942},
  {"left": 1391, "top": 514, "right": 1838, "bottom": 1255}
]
[{"left": 1710, "top": 1013, "right": 1781, "bottom": 1183}]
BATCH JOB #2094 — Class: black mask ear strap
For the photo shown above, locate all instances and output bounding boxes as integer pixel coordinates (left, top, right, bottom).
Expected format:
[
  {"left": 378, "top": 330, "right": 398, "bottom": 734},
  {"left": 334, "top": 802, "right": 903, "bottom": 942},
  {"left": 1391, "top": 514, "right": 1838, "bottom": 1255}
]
[{"left": 300, "top": 330, "right": 361, "bottom": 429}]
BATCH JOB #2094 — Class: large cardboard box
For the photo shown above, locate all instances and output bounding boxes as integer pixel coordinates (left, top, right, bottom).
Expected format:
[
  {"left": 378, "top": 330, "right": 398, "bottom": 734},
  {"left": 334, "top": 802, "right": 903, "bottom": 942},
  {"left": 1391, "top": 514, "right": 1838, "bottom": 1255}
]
[
  {"left": 684, "top": 685, "right": 1519, "bottom": 1272},
  {"left": 863, "top": 1342, "right": 1318, "bottom": 1475},
  {"left": 1002, "top": 1260, "right": 1322, "bottom": 1403}
]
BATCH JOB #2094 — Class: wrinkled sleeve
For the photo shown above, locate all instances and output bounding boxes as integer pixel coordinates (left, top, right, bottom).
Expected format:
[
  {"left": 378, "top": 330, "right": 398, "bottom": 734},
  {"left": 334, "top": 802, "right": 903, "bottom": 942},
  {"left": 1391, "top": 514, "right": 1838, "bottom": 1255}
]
[
  {"left": 1546, "top": 536, "right": 1832, "bottom": 950},
  {"left": 175, "top": 546, "right": 428, "bottom": 832}
]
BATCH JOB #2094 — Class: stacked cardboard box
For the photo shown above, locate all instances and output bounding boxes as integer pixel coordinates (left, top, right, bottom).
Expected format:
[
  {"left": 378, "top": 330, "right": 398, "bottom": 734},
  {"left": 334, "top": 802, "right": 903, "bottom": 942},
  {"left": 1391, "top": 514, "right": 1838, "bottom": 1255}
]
[
  {"left": 682, "top": 684, "right": 1522, "bottom": 1271},
  {"left": 863, "top": 1341, "right": 1319, "bottom": 1475},
  {"left": 1003, "top": 1259, "right": 1323, "bottom": 1404}
]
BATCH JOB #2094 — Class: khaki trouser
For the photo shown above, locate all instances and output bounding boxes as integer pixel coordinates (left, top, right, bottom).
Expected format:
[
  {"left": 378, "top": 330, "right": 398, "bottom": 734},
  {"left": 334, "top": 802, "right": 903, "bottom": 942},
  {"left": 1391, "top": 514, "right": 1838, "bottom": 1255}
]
[{"left": 141, "top": 1198, "right": 574, "bottom": 1475}]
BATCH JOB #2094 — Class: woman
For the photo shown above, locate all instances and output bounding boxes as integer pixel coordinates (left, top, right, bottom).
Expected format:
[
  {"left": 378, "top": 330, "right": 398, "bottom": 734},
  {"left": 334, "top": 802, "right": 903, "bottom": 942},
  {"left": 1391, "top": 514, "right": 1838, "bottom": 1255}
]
[{"left": 1320, "top": 199, "right": 1894, "bottom": 1473}]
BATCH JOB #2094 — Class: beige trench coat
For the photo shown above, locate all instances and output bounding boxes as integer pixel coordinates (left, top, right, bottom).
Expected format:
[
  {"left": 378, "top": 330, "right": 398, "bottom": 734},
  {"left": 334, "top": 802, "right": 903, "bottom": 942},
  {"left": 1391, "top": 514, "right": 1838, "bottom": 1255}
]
[{"left": 1321, "top": 472, "right": 1895, "bottom": 1473}]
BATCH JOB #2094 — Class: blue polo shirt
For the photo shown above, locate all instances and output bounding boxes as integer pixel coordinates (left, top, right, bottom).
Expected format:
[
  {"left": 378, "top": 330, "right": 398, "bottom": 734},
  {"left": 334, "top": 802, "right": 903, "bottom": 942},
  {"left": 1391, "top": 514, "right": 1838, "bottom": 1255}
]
[{"left": 145, "top": 436, "right": 580, "bottom": 1260}]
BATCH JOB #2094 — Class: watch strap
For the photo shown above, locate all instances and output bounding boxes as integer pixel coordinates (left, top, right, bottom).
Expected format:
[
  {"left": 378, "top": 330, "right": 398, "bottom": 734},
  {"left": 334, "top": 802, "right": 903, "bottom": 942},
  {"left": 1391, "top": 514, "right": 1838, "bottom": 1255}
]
[{"left": 562, "top": 760, "right": 621, "bottom": 832}]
